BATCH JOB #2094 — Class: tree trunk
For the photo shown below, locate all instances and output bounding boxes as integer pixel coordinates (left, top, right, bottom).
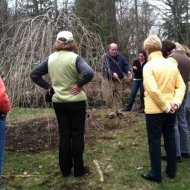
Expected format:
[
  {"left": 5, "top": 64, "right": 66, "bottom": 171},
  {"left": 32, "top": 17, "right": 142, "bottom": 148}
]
[
  {"left": 134, "top": 0, "right": 139, "bottom": 58},
  {"left": 107, "top": 0, "right": 118, "bottom": 44},
  {"left": 32, "top": 0, "right": 39, "bottom": 16}
]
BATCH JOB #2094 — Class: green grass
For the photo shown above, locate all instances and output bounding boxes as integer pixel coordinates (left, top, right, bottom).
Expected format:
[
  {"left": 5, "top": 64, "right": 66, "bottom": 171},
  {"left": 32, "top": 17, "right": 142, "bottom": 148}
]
[
  {"left": 7, "top": 107, "right": 55, "bottom": 124},
  {"left": 2, "top": 108, "right": 190, "bottom": 190}
]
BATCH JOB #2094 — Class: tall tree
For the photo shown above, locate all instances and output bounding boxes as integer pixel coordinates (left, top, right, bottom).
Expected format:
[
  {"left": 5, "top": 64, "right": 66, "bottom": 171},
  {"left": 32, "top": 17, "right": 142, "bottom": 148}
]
[
  {"left": 0, "top": 0, "right": 8, "bottom": 36},
  {"left": 74, "top": 0, "right": 118, "bottom": 45},
  {"left": 107, "top": 0, "right": 118, "bottom": 44},
  {"left": 154, "top": 0, "right": 190, "bottom": 46}
]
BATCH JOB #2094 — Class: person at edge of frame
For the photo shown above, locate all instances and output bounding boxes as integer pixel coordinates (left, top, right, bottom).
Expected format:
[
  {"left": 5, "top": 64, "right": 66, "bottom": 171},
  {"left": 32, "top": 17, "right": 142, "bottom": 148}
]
[
  {"left": 0, "top": 76, "right": 11, "bottom": 190},
  {"left": 161, "top": 41, "right": 190, "bottom": 163}
]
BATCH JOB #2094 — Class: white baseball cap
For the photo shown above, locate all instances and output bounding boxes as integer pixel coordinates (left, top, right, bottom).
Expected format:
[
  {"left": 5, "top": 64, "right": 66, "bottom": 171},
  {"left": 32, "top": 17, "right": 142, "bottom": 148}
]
[{"left": 56, "top": 31, "right": 74, "bottom": 43}]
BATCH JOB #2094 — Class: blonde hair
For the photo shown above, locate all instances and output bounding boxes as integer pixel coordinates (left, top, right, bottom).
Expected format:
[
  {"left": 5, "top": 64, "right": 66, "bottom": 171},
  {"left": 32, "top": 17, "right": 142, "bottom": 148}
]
[
  {"left": 143, "top": 35, "right": 162, "bottom": 54},
  {"left": 174, "top": 42, "right": 186, "bottom": 53},
  {"left": 182, "top": 45, "right": 190, "bottom": 56}
]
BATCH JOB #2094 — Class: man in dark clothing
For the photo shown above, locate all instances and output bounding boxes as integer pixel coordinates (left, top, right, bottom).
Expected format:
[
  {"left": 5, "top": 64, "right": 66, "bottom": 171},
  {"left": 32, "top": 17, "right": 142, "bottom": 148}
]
[
  {"left": 161, "top": 41, "right": 190, "bottom": 163},
  {"left": 100, "top": 43, "right": 132, "bottom": 119}
]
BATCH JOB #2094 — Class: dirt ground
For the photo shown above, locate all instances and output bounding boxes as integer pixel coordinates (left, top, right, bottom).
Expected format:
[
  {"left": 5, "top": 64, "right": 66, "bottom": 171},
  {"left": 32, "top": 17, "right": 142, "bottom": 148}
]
[
  {"left": 5, "top": 110, "right": 137, "bottom": 153},
  {"left": 5, "top": 78, "right": 137, "bottom": 153},
  {"left": 4, "top": 115, "right": 111, "bottom": 153}
]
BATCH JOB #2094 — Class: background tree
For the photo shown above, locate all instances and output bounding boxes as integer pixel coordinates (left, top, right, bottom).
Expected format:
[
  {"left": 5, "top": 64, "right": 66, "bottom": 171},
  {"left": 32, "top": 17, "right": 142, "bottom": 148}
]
[
  {"left": 0, "top": 0, "right": 8, "bottom": 38},
  {"left": 1, "top": 0, "right": 190, "bottom": 107},
  {"left": 153, "top": 0, "right": 190, "bottom": 46}
]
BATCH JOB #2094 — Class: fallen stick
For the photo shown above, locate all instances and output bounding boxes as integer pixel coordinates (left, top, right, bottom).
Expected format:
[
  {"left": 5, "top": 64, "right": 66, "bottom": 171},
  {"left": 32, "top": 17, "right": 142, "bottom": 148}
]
[
  {"left": 93, "top": 159, "right": 104, "bottom": 182},
  {"left": 2, "top": 174, "right": 38, "bottom": 178}
]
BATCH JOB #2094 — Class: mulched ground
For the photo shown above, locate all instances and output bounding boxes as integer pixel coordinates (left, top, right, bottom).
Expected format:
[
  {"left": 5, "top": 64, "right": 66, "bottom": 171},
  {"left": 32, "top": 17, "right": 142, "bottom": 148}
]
[
  {"left": 5, "top": 111, "right": 137, "bottom": 153},
  {"left": 5, "top": 117, "right": 59, "bottom": 153}
]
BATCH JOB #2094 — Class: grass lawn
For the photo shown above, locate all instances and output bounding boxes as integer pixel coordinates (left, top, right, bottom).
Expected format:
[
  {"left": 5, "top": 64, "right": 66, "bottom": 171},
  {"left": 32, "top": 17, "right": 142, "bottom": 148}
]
[{"left": 1, "top": 108, "right": 190, "bottom": 190}]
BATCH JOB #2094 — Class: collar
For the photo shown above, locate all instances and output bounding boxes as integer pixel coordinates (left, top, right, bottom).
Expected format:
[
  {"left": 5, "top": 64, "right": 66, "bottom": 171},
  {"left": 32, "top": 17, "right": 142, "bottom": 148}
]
[{"left": 148, "top": 51, "right": 163, "bottom": 61}]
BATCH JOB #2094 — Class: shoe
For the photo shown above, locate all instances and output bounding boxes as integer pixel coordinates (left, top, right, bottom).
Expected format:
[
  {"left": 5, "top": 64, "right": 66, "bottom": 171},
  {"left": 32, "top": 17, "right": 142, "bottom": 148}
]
[
  {"left": 74, "top": 165, "right": 90, "bottom": 177},
  {"left": 62, "top": 171, "right": 72, "bottom": 177},
  {"left": 108, "top": 115, "right": 114, "bottom": 119},
  {"left": 141, "top": 173, "right": 162, "bottom": 183},
  {"left": 138, "top": 108, "right": 145, "bottom": 113},
  {"left": 0, "top": 188, "right": 8, "bottom": 190},
  {"left": 122, "top": 108, "right": 131, "bottom": 112},
  {"left": 117, "top": 113, "right": 124, "bottom": 119},
  {"left": 161, "top": 156, "right": 181, "bottom": 163},
  {"left": 84, "top": 165, "right": 90, "bottom": 174},
  {"left": 166, "top": 173, "right": 175, "bottom": 179},
  {"left": 181, "top": 153, "right": 190, "bottom": 158}
]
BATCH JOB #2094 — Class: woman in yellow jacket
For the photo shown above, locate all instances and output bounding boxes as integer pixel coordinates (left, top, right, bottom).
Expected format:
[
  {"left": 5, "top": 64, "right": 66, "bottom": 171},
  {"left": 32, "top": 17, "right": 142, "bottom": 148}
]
[{"left": 141, "top": 35, "right": 186, "bottom": 183}]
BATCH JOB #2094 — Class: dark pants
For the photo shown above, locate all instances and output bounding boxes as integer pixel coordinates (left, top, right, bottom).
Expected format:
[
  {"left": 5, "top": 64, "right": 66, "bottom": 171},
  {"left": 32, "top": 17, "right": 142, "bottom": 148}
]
[
  {"left": 53, "top": 101, "right": 86, "bottom": 177},
  {"left": 146, "top": 113, "right": 177, "bottom": 180},
  {"left": 126, "top": 79, "right": 144, "bottom": 110}
]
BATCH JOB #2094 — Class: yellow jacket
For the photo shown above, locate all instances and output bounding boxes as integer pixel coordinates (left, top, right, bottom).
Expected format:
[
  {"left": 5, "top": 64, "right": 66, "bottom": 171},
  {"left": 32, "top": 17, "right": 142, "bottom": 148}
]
[{"left": 143, "top": 51, "right": 186, "bottom": 114}]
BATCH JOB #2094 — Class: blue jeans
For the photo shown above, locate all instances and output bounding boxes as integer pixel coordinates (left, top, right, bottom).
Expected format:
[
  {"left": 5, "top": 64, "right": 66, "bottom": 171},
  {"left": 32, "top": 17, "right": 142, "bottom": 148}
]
[
  {"left": 126, "top": 79, "right": 144, "bottom": 110},
  {"left": 174, "top": 101, "right": 190, "bottom": 157},
  {"left": 0, "top": 114, "right": 7, "bottom": 178},
  {"left": 146, "top": 113, "right": 176, "bottom": 180}
]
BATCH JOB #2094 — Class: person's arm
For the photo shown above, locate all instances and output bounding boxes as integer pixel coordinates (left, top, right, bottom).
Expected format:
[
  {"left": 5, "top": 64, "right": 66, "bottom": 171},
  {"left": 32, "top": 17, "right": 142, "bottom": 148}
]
[
  {"left": 30, "top": 58, "right": 52, "bottom": 90},
  {"left": 76, "top": 56, "right": 94, "bottom": 87},
  {"left": 70, "top": 56, "right": 94, "bottom": 95},
  {"left": 133, "top": 60, "right": 143, "bottom": 74},
  {"left": 143, "top": 64, "right": 171, "bottom": 113},
  {"left": 172, "top": 70, "right": 186, "bottom": 108}
]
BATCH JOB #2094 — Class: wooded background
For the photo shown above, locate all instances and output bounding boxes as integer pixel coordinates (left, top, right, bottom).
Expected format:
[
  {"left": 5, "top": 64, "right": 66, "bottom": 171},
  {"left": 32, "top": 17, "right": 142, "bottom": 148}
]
[{"left": 0, "top": 0, "right": 190, "bottom": 107}]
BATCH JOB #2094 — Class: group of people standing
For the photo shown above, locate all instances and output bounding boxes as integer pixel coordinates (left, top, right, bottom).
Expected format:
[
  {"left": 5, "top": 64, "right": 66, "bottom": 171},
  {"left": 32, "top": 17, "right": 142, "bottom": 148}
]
[
  {"left": 0, "top": 31, "right": 190, "bottom": 189},
  {"left": 100, "top": 36, "right": 190, "bottom": 183}
]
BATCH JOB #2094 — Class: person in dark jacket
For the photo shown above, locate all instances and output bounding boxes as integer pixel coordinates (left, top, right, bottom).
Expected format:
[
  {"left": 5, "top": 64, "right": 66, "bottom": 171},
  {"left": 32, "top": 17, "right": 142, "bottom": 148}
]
[
  {"left": 161, "top": 40, "right": 190, "bottom": 163},
  {"left": 124, "top": 50, "right": 147, "bottom": 113},
  {"left": 30, "top": 31, "right": 94, "bottom": 177},
  {"left": 100, "top": 43, "right": 132, "bottom": 119}
]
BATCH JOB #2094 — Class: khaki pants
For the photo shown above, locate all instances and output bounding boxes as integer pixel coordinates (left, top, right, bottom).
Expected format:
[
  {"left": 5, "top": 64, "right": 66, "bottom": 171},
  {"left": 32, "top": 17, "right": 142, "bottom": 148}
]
[{"left": 101, "top": 77, "right": 123, "bottom": 116}]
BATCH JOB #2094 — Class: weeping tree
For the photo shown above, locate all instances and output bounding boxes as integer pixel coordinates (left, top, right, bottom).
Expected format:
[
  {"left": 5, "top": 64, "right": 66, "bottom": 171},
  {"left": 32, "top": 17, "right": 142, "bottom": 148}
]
[{"left": 0, "top": 10, "right": 105, "bottom": 108}]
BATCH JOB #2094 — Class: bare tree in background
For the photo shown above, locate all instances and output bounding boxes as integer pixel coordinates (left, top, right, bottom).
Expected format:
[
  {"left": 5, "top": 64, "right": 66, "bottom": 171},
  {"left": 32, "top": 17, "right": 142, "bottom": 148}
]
[
  {"left": 0, "top": 11, "right": 104, "bottom": 107},
  {"left": 116, "top": 0, "right": 155, "bottom": 63},
  {"left": 134, "top": 0, "right": 139, "bottom": 58},
  {"left": 0, "top": 0, "right": 8, "bottom": 36}
]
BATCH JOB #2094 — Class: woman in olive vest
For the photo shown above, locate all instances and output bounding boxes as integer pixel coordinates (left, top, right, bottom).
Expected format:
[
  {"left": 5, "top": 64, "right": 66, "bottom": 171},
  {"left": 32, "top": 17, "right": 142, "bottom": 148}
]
[{"left": 30, "top": 31, "right": 94, "bottom": 177}]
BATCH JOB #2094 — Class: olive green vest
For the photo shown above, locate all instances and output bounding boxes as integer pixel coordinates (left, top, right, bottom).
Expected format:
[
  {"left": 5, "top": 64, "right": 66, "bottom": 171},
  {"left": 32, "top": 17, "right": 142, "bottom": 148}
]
[{"left": 48, "top": 51, "right": 87, "bottom": 102}]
